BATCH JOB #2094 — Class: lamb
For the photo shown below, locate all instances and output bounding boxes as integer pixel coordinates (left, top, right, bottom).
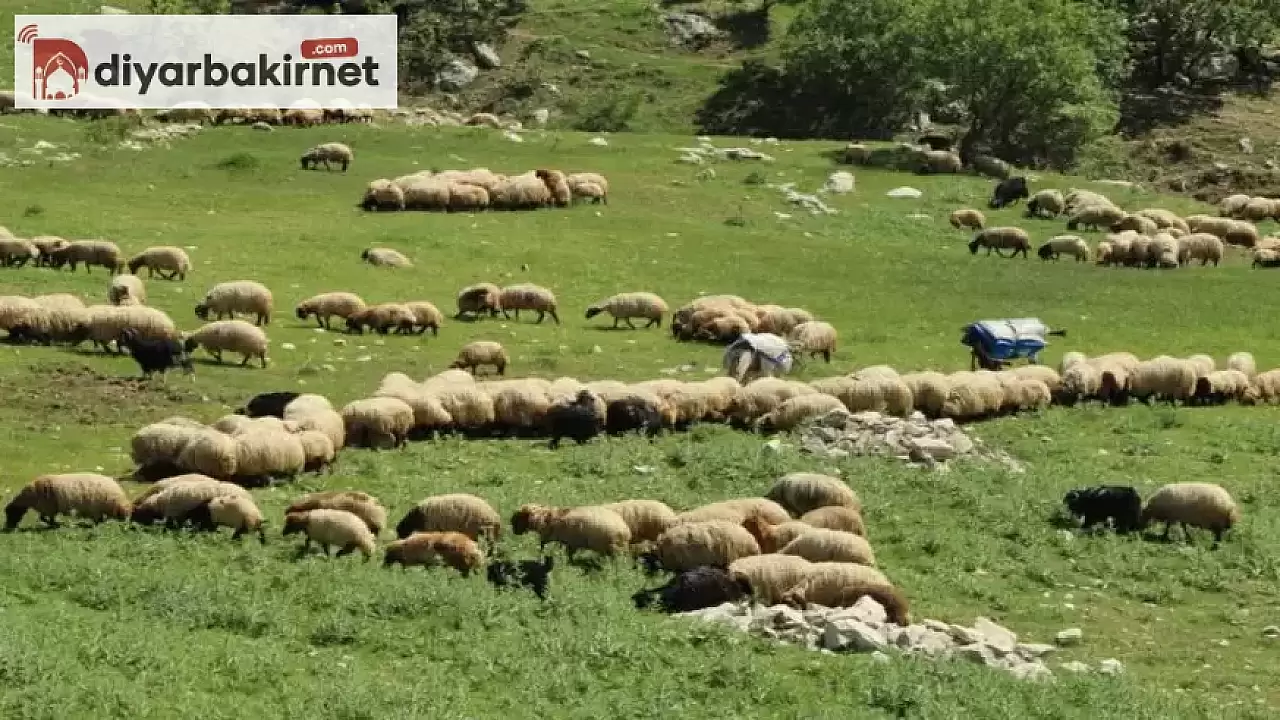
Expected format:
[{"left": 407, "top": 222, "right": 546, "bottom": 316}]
[
  {"left": 754, "top": 394, "right": 846, "bottom": 433},
  {"left": 383, "top": 531, "right": 485, "bottom": 575},
  {"left": 601, "top": 500, "right": 678, "bottom": 543},
  {"left": 570, "top": 181, "right": 606, "bottom": 205},
  {"left": 449, "top": 340, "right": 508, "bottom": 375},
  {"left": 455, "top": 282, "right": 503, "bottom": 319},
  {"left": 799, "top": 506, "right": 866, "bottom": 537},
  {"left": 1176, "top": 233, "right": 1224, "bottom": 267},
  {"left": 126, "top": 246, "right": 190, "bottom": 280},
  {"left": 47, "top": 240, "right": 125, "bottom": 274},
  {"left": 780, "top": 562, "right": 909, "bottom": 624},
  {"left": 282, "top": 508, "right": 377, "bottom": 557},
  {"left": 340, "top": 397, "right": 413, "bottom": 449},
  {"left": 511, "top": 504, "right": 632, "bottom": 559},
  {"left": 1227, "top": 351, "right": 1257, "bottom": 379},
  {"left": 4, "top": 473, "right": 131, "bottom": 529},
  {"left": 499, "top": 283, "right": 559, "bottom": 324},
  {"left": 108, "top": 274, "right": 146, "bottom": 306},
  {"left": 546, "top": 389, "right": 603, "bottom": 449},
  {"left": 182, "top": 495, "right": 267, "bottom": 542},
  {"left": 1061, "top": 486, "right": 1142, "bottom": 533},
  {"left": 287, "top": 490, "right": 387, "bottom": 535},
  {"left": 766, "top": 472, "right": 860, "bottom": 516},
  {"left": 727, "top": 554, "right": 814, "bottom": 605},
  {"left": 299, "top": 142, "right": 353, "bottom": 171},
  {"left": 0, "top": 236, "right": 39, "bottom": 266},
  {"left": 644, "top": 520, "right": 761, "bottom": 572},
  {"left": 1037, "top": 235, "right": 1090, "bottom": 262},
  {"left": 787, "top": 321, "right": 837, "bottom": 363},
  {"left": 948, "top": 208, "right": 985, "bottom": 231},
  {"left": 1024, "top": 189, "right": 1065, "bottom": 219},
  {"left": 631, "top": 566, "right": 750, "bottom": 613},
  {"left": 396, "top": 494, "right": 502, "bottom": 541},
  {"left": 32, "top": 236, "right": 69, "bottom": 266},
  {"left": 1067, "top": 205, "right": 1126, "bottom": 232},
  {"left": 294, "top": 292, "right": 367, "bottom": 330},
  {"left": 988, "top": 176, "right": 1029, "bottom": 209},
  {"left": 969, "top": 227, "right": 1031, "bottom": 258},
  {"left": 119, "top": 327, "right": 193, "bottom": 377},
  {"left": 360, "top": 247, "right": 411, "bottom": 268},
  {"left": 585, "top": 292, "right": 668, "bottom": 329},
  {"left": 194, "top": 280, "right": 273, "bottom": 326},
  {"left": 345, "top": 303, "right": 416, "bottom": 335},
  {"left": 1141, "top": 482, "right": 1240, "bottom": 545},
  {"left": 486, "top": 554, "right": 555, "bottom": 600},
  {"left": 1253, "top": 248, "right": 1280, "bottom": 268},
  {"left": 402, "top": 301, "right": 444, "bottom": 336},
  {"left": 360, "top": 179, "right": 406, "bottom": 211}
]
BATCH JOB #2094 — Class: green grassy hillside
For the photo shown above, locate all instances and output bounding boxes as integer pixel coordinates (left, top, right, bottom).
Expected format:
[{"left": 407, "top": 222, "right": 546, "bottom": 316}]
[{"left": 0, "top": 113, "right": 1277, "bottom": 718}]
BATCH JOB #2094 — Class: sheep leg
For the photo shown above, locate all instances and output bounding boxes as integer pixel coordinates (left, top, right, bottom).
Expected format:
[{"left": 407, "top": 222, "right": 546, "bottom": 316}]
[
  {"left": 335, "top": 543, "right": 357, "bottom": 557},
  {"left": 240, "top": 353, "right": 251, "bottom": 367},
  {"left": 231, "top": 527, "right": 245, "bottom": 540},
  {"left": 822, "top": 350, "right": 831, "bottom": 363},
  {"left": 646, "top": 317, "right": 660, "bottom": 328},
  {"left": 259, "top": 353, "right": 268, "bottom": 369},
  {"left": 430, "top": 324, "right": 438, "bottom": 337},
  {"left": 40, "top": 515, "right": 59, "bottom": 528},
  {"left": 612, "top": 317, "right": 620, "bottom": 329},
  {"left": 549, "top": 310, "right": 560, "bottom": 325},
  {"left": 212, "top": 350, "right": 223, "bottom": 363},
  {"left": 624, "top": 318, "right": 636, "bottom": 330}
]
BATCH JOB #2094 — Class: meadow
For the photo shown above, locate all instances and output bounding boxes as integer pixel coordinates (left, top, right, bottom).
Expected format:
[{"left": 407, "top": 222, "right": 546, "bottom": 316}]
[{"left": 0, "top": 114, "right": 1278, "bottom": 719}]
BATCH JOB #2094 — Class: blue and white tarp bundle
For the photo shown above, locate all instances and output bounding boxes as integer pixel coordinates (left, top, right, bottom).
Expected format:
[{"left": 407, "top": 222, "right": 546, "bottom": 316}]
[
  {"left": 961, "top": 318, "right": 1051, "bottom": 362},
  {"left": 724, "top": 332, "right": 794, "bottom": 380}
]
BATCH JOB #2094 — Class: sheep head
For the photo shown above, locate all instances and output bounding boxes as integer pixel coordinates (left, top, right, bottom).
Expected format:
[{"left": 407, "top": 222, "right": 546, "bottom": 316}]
[
  {"left": 584, "top": 306, "right": 603, "bottom": 320},
  {"left": 193, "top": 302, "right": 211, "bottom": 320},
  {"left": 3, "top": 498, "right": 28, "bottom": 530},
  {"left": 968, "top": 236, "right": 982, "bottom": 254},
  {"left": 281, "top": 512, "right": 308, "bottom": 536},
  {"left": 394, "top": 507, "right": 425, "bottom": 539}
]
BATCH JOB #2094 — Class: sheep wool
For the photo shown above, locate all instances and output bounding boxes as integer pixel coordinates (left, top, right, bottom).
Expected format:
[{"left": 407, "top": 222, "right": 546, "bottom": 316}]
[
  {"left": 766, "top": 472, "right": 860, "bottom": 516},
  {"left": 778, "top": 528, "right": 876, "bottom": 566},
  {"left": 127, "top": 246, "right": 191, "bottom": 280},
  {"left": 601, "top": 499, "right": 678, "bottom": 543},
  {"left": 455, "top": 282, "right": 503, "bottom": 319},
  {"left": 675, "top": 497, "right": 791, "bottom": 526},
  {"left": 195, "top": 280, "right": 273, "bottom": 326},
  {"left": 175, "top": 428, "right": 239, "bottom": 479},
  {"left": 1066, "top": 205, "right": 1125, "bottom": 232},
  {"left": 1037, "top": 235, "right": 1089, "bottom": 262},
  {"left": 300, "top": 142, "right": 353, "bottom": 172},
  {"left": 755, "top": 393, "right": 846, "bottom": 433},
  {"left": 788, "top": 321, "right": 838, "bottom": 363},
  {"left": 1141, "top": 482, "right": 1240, "bottom": 543},
  {"left": 130, "top": 477, "right": 250, "bottom": 525},
  {"left": 108, "top": 274, "right": 146, "bottom": 306},
  {"left": 4, "top": 473, "right": 131, "bottom": 529},
  {"left": 969, "top": 227, "right": 1031, "bottom": 257},
  {"left": 361, "top": 247, "right": 412, "bottom": 268},
  {"left": 283, "top": 508, "right": 377, "bottom": 557},
  {"left": 396, "top": 493, "right": 502, "bottom": 540},
  {"left": 295, "top": 292, "right": 367, "bottom": 330},
  {"left": 183, "top": 319, "right": 269, "bottom": 368},
  {"left": 798, "top": 505, "right": 866, "bottom": 537},
  {"left": 1227, "top": 351, "right": 1257, "bottom": 379},
  {"left": 650, "top": 520, "right": 762, "bottom": 572},
  {"left": 499, "top": 283, "right": 559, "bottom": 324},
  {"left": 948, "top": 208, "right": 985, "bottom": 231},
  {"left": 361, "top": 179, "right": 406, "bottom": 211},
  {"left": 341, "top": 397, "right": 414, "bottom": 449},
  {"left": 899, "top": 371, "right": 950, "bottom": 418},
  {"left": 780, "top": 562, "right": 909, "bottom": 624},
  {"left": 515, "top": 504, "right": 631, "bottom": 558},
  {"left": 585, "top": 292, "right": 668, "bottom": 329},
  {"left": 233, "top": 431, "right": 306, "bottom": 484},
  {"left": 205, "top": 495, "right": 266, "bottom": 542},
  {"left": 728, "top": 554, "right": 814, "bottom": 605},
  {"left": 383, "top": 531, "right": 485, "bottom": 575},
  {"left": 288, "top": 490, "right": 388, "bottom": 535},
  {"left": 743, "top": 518, "right": 816, "bottom": 553},
  {"left": 449, "top": 340, "right": 508, "bottom": 375}
]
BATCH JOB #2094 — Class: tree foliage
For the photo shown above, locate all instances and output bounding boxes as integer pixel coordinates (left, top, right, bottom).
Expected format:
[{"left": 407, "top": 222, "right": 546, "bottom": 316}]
[{"left": 1114, "top": 0, "right": 1277, "bottom": 90}]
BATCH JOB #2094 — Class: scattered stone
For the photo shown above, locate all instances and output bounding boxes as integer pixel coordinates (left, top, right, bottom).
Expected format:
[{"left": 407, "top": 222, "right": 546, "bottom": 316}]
[
  {"left": 575, "top": 49, "right": 591, "bottom": 60},
  {"left": 100, "top": 4, "right": 129, "bottom": 12},
  {"left": 1098, "top": 658, "right": 1124, "bottom": 676},
  {"left": 795, "top": 409, "right": 1015, "bottom": 469},
  {"left": 822, "top": 171, "right": 855, "bottom": 194},
  {"left": 589, "top": 136, "right": 609, "bottom": 147},
  {"left": 1239, "top": 137, "right": 1254, "bottom": 154},
  {"left": 1017, "top": 643, "right": 1056, "bottom": 660},
  {"left": 251, "top": 121, "right": 272, "bottom": 132},
  {"left": 531, "top": 108, "right": 550, "bottom": 127},
  {"left": 823, "top": 618, "right": 888, "bottom": 652},
  {"left": 973, "top": 617, "right": 1017, "bottom": 654},
  {"left": 956, "top": 642, "right": 1000, "bottom": 667},
  {"left": 1059, "top": 661, "right": 1092, "bottom": 674},
  {"left": 502, "top": 130, "right": 523, "bottom": 143},
  {"left": 436, "top": 58, "right": 480, "bottom": 91},
  {"left": 886, "top": 186, "right": 923, "bottom": 199},
  {"left": 1055, "top": 628, "right": 1083, "bottom": 646},
  {"left": 1262, "top": 625, "right": 1279, "bottom": 639},
  {"left": 663, "top": 12, "right": 723, "bottom": 48},
  {"left": 472, "top": 42, "right": 501, "bottom": 70}
]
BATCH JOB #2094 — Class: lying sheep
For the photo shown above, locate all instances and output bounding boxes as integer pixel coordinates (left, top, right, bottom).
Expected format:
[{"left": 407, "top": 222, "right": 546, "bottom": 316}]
[
  {"left": 969, "top": 154, "right": 1011, "bottom": 180},
  {"left": 450, "top": 340, "right": 508, "bottom": 375},
  {"left": 300, "top": 142, "right": 353, "bottom": 172},
  {"left": 341, "top": 397, "right": 413, "bottom": 449},
  {"left": 585, "top": 292, "right": 668, "bottom": 329},
  {"left": 283, "top": 508, "right": 376, "bottom": 557},
  {"left": 195, "top": 280, "right": 273, "bottom": 326},
  {"left": 948, "top": 209, "right": 985, "bottom": 231},
  {"left": 183, "top": 319, "right": 268, "bottom": 368},
  {"left": 766, "top": 472, "right": 860, "bottom": 516},
  {"left": 916, "top": 150, "right": 962, "bottom": 175},
  {"left": 1062, "top": 485, "right": 1142, "bottom": 534},
  {"left": 361, "top": 247, "right": 411, "bottom": 268},
  {"left": 1037, "top": 235, "right": 1089, "bottom": 262},
  {"left": 127, "top": 246, "right": 190, "bottom": 280},
  {"left": 1067, "top": 205, "right": 1125, "bottom": 232},
  {"left": 969, "top": 227, "right": 1031, "bottom": 258},
  {"left": 4, "top": 473, "right": 131, "bottom": 529},
  {"left": 295, "top": 291, "right": 366, "bottom": 330},
  {"left": 395, "top": 493, "right": 502, "bottom": 540},
  {"left": 1141, "top": 482, "right": 1240, "bottom": 545},
  {"left": 1025, "top": 189, "right": 1065, "bottom": 219},
  {"left": 567, "top": 172, "right": 609, "bottom": 204},
  {"left": 383, "top": 531, "right": 485, "bottom": 575},
  {"left": 500, "top": 283, "right": 559, "bottom": 324}
]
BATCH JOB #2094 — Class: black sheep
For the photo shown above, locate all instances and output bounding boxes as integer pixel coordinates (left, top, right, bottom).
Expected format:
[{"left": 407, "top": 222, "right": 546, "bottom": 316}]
[
  {"left": 632, "top": 566, "right": 751, "bottom": 613},
  {"left": 989, "top": 176, "right": 1029, "bottom": 209},
  {"left": 605, "top": 398, "right": 663, "bottom": 438},
  {"left": 1037, "top": 243, "right": 1057, "bottom": 261},
  {"left": 235, "top": 391, "right": 301, "bottom": 418},
  {"left": 486, "top": 555, "right": 555, "bottom": 600},
  {"left": 118, "top": 328, "right": 192, "bottom": 378},
  {"left": 1062, "top": 485, "right": 1143, "bottom": 534},
  {"left": 917, "top": 134, "right": 953, "bottom": 151},
  {"left": 546, "top": 390, "right": 602, "bottom": 449}
]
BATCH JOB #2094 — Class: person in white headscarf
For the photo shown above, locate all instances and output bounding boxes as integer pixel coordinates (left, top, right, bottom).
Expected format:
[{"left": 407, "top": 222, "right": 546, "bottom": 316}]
[{"left": 723, "top": 332, "right": 793, "bottom": 383}]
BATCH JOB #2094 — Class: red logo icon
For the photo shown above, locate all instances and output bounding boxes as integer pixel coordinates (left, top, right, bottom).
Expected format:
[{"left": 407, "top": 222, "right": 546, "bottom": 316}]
[
  {"left": 300, "top": 37, "right": 358, "bottom": 60},
  {"left": 19, "top": 24, "right": 90, "bottom": 101}
]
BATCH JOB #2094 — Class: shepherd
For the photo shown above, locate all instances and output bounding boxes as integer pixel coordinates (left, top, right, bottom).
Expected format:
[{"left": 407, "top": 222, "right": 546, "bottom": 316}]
[{"left": 723, "top": 332, "right": 793, "bottom": 383}]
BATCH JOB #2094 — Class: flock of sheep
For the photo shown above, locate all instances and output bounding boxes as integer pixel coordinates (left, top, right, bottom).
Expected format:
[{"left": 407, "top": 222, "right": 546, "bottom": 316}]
[
  {"left": 360, "top": 167, "right": 608, "bottom": 213},
  {"left": 953, "top": 184, "right": 1280, "bottom": 268}
]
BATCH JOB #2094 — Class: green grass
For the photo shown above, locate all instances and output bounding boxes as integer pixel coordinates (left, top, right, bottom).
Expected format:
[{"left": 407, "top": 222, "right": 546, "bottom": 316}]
[{"left": 1, "top": 115, "right": 1280, "bottom": 718}]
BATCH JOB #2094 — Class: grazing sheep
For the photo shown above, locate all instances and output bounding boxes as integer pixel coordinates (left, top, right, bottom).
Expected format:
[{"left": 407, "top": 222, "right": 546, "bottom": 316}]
[
  {"left": 1192, "top": 369, "right": 1251, "bottom": 405},
  {"left": 345, "top": 303, "right": 416, "bottom": 335},
  {"left": 780, "top": 562, "right": 909, "bottom": 624},
  {"left": 1136, "top": 208, "right": 1189, "bottom": 233},
  {"left": 511, "top": 504, "right": 632, "bottom": 559},
  {"left": 299, "top": 142, "right": 352, "bottom": 171},
  {"left": 810, "top": 374, "right": 913, "bottom": 418},
  {"left": 1067, "top": 205, "right": 1125, "bottom": 232},
  {"left": 31, "top": 236, "right": 69, "bottom": 266},
  {"left": 778, "top": 528, "right": 875, "bottom": 565},
  {"left": 632, "top": 566, "right": 750, "bottom": 613},
  {"left": 1037, "top": 235, "right": 1089, "bottom": 261},
  {"left": 645, "top": 520, "right": 762, "bottom": 572},
  {"left": 283, "top": 508, "right": 377, "bottom": 557},
  {"left": 490, "top": 172, "right": 553, "bottom": 210},
  {"left": 1112, "top": 213, "right": 1159, "bottom": 236},
  {"left": 486, "top": 555, "right": 555, "bottom": 600},
  {"left": 585, "top": 292, "right": 668, "bottom": 329},
  {"left": 546, "top": 389, "right": 603, "bottom": 449},
  {"left": 1253, "top": 248, "right": 1280, "bottom": 268},
  {"left": 108, "top": 274, "right": 146, "bottom": 306},
  {"left": 989, "top": 177, "right": 1029, "bottom": 209},
  {"left": 340, "top": 397, "right": 413, "bottom": 449},
  {"left": 787, "top": 321, "right": 837, "bottom": 363},
  {"left": 399, "top": 176, "right": 453, "bottom": 211},
  {"left": 754, "top": 394, "right": 846, "bottom": 434},
  {"left": 294, "top": 292, "right": 367, "bottom": 330},
  {"left": 127, "top": 246, "right": 191, "bottom": 280},
  {"left": 0, "top": 236, "right": 39, "bottom": 267},
  {"left": 1141, "top": 482, "right": 1240, "bottom": 544},
  {"left": 949, "top": 209, "right": 985, "bottom": 231},
  {"left": 1218, "top": 194, "right": 1252, "bottom": 217},
  {"left": 969, "top": 227, "right": 1031, "bottom": 258},
  {"left": 499, "top": 283, "right": 559, "bottom": 324},
  {"left": 1025, "top": 189, "right": 1065, "bottom": 219},
  {"left": 361, "top": 247, "right": 411, "bottom": 268},
  {"left": 383, "top": 531, "right": 485, "bottom": 575},
  {"left": 282, "top": 107, "right": 323, "bottom": 126},
  {"left": 727, "top": 554, "right": 814, "bottom": 605},
  {"left": 287, "top": 490, "right": 386, "bottom": 535},
  {"left": 1061, "top": 486, "right": 1142, "bottom": 533},
  {"left": 183, "top": 319, "right": 268, "bottom": 368},
  {"left": 917, "top": 150, "right": 962, "bottom": 174},
  {"left": 601, "top": 500, "right": 678, "bottom": 543},
  {"left": 360, "top": 179, "right": 406, "bottom": 211},
  {"left": 1127, "top": 356, "right": 1197, "bottom": 405},
  {"left": 742, "top": 517, "right": 814, "bottom": 554},
  {"left": 195, "top": 280, "right": 273, "bottom": 326},
  {"left": 119, "top": 327, "right": 193, "bottom": 377},
  {"left": 455, "top": 282, "right": 503, "bottom": 320},
  {"left": 130, "top": 477, "right": 250, "bottom": 527},
  {"left": 450, "top": 340, "right": 508, "bottom": 375},
  {"left": 535, "top": 169, "right": 573, "bottom": 207},
  {"left": 766, "top": 472, "right": 860, "bottom": 516},
  {"left": 1224, "top": 220, "right": 1261, "bottom": 248},
  {"left": 4, "top": 473, "right": 131, "bottom": 529},
  {"left": 68, "top": 305, "right": 179, "bottom": 354},
  {"left": 47, "top": 240, "right": 125, "bottom": 274},
  {"left": 799, "top": 506, "right": 866, "bottom": 537},
  {"left": 183, "top": 495, "right": 267, "bottom": 542},
  {"left": 400, "top": 301, "right": 444, "bottom": 336},
  {"left": 567, "top": 172, "right": 609, "bottom": 203},
  {"left": 1176, "top": 233, "right": 1224, "bottom": 267},
  {"left": 604, "top": 396, "right": 664, "bottom": 438},
  {"left": 231, "top": 430, "right": 306, "bottom": 486},
  {"left": 676, "top": 497, "right": 791, "bottom": 526},
  {"left": 396, "top": 493, "right": 502, "bottom": 541},
  {"left": 1227, "top": 351, "right": 1257, "bottom": 379}
]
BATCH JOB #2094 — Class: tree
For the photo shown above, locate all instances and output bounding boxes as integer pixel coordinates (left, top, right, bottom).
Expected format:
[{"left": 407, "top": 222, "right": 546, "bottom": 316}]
[{"left": 1114, "top": 0, "right": 1276, "bottom": 90}]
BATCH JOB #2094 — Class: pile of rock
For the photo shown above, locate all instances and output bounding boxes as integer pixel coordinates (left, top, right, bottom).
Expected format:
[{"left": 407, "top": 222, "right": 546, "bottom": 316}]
[
  {"left": 794, "top": 409, "right": 1025, "bottom": 471},
  {"left": 679, "top": 598, "right": 1123, "bottom": 682}
]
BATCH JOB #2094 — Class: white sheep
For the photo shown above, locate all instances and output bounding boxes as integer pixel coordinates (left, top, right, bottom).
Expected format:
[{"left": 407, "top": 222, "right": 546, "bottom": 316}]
[
  {"left": 195, "top": 280, "right": 273, "bottom": 326},
  {"left": 511, "top": 504, "right": 631, "bottom": 559},
  {"left": 949, "top": 208, "right": 985, "bottom": 230},
  {"left": 361, "top": 247, "right": 411, "bottom": 268},
  {"left": 1226, "top": 351, "right": 1257, "bottom": 379},
  {"left": 300, "top": 142, "right": 353, "bottom": 172},
  {"left": 340, "top": 397, "right": 414, "bottom": 449},
  {"left": 648, "top": 520, "right": 761, "bottom": 572},
  {"left": 1066, "top": 205, "right": 1125, "bottom": 232},
  {"left": 1141, "top": 482, "right": 1240, "bottom": 544},
  {"left": 183, "top": 319, "right": 269, "bottom": 367},
  {"left": 788, "top": 321, "right": 838, "bottom": 363},
  {"left": 108, "top": 274, "right": 146, "bottom": 306},
  {"left": 449, "top": 340, "right": 508, "bottom": 375},
  {"left": 1025, "top": 190, "right": 1065, "bottom": 218},
  {"left": 396, "top": 493, "right": 502, "bottom": 540},
  {"left": 585, "top": 292, "right": 668, "bottom": 329},
  {"left": 4, "top": 473, "right": 131, "bottom": 529},
  {"left": 499, "top": 283, "right": 559, "bottom": 324},
  {"left": 294, "top": 291, "right": 367, "bottom": 330},
  {"left": 287, "top": 490, "right": 387, "bottom": 536},
  {"left": 778, "top": 528, "right": 876, "bottom": 566},
  {"left": 766, "top": 472, "right": 860, "bottom": 516},
  {"left": 127, "top": 246, "right": 191, "bottom": 280},
  {"left": 969, "top": 227, "right": 1031, "bottom": 257},
  {"left": 283, "top": 508, "right": 377, "bottom": 557},
  {"left": 1037, "top": 235, "right": 1089, "bottom": 262}
]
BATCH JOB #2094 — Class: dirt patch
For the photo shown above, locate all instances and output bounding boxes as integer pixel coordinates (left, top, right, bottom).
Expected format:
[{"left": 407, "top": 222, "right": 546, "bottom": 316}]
[{"left": 0, "top": 363, "right": 225, "bottom": 430}]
